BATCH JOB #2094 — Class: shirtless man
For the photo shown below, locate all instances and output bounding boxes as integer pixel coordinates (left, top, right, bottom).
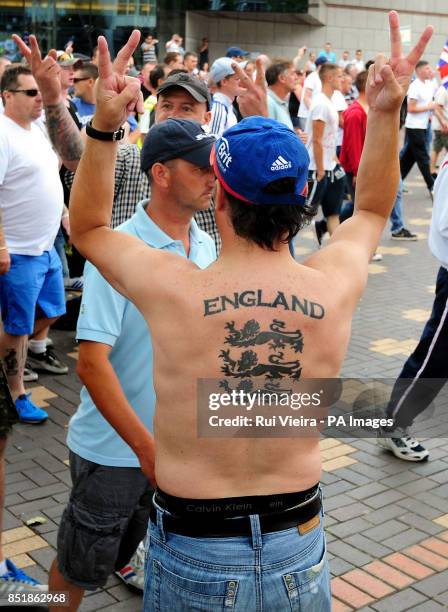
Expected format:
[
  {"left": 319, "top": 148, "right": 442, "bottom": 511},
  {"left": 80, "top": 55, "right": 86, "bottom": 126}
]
[{"left": 69, "top": 13, "right": 432, "bottom": 611}]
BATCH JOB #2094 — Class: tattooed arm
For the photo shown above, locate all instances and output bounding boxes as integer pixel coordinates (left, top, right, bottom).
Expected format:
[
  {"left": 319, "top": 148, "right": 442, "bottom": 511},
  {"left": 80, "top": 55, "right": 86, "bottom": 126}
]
[
  {"left": 44, "top": 101, "right": 83, "bottom": 171},
  {"left": 12, "top": 34, "right": 83, "bottom": 170}
]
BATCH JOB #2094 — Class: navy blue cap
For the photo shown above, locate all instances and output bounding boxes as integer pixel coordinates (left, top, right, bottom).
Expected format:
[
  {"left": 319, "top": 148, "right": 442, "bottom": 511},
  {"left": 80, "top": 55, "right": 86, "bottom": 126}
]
[
  {"left": 141, "top": 119, "right": 216, "bottom": 173},
  {"left": 315, "top": 56, "right": 328, "bottom": 67},
  {"left": 211, "top": 117, "right": 309, "bottom": 206},
  {"left": 226, "top": 46, "right": 249, "bottom": 58}
]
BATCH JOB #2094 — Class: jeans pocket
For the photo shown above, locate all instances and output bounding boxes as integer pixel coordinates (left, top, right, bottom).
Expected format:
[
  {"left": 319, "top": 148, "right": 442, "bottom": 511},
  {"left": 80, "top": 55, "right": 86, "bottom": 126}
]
[
  {"left": 151, "top": 559, "right": 239, "bottom": 611},
  {"left": 283, "top": 537, "right": 331, "bottom": 612}
]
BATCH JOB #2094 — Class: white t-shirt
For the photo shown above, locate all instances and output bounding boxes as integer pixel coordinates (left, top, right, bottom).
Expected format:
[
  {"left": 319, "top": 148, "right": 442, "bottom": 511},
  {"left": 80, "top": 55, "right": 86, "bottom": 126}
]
[
  {"left": 432, "top": 85, "right": 448, "bottom": 131},
  {"left": 405, "top": 78, "right": 434, "bottom": 129},
  {"left": 305, "top": 92, "right": 339, "bottom": 171},
  {"left": 331, "top": 90, "right": 348, "bottom": 147},
  {"left": 298, "top": 71, "right": 322, "bottom": 119},
  {"left": 0, "top": 115, "right": 63, "bottom": 255},
  {"left": 429, "top": 154, "right": 448, "bottom": 268}
]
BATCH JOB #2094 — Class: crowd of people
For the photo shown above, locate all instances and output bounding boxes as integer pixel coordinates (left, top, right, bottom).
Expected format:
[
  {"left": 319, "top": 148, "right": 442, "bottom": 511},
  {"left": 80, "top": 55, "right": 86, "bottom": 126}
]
[{"left": 0, "top": 11, "right": 443, "bottom": 610}]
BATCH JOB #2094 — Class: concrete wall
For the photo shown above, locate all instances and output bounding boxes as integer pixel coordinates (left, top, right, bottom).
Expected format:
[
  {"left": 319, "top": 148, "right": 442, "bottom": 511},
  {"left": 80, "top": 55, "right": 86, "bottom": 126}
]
[{"left": 185, "top": 1, "right": 448, "bottom": 68}]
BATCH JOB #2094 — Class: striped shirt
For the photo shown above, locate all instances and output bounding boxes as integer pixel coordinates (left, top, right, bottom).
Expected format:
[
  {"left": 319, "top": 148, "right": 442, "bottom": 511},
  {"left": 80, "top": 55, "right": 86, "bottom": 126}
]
[{"left": 210, "top": 92, "right": 237, "bottom": 138}]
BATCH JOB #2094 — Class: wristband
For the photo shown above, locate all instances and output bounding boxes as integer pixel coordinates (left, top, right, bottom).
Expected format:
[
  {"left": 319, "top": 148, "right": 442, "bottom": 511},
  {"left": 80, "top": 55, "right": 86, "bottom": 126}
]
[
  {"left": 86, "top": 120, "right": 125, "bottom": 142},
  {"left": 0, "top": 246, "right": 7, "bottom": 251}
]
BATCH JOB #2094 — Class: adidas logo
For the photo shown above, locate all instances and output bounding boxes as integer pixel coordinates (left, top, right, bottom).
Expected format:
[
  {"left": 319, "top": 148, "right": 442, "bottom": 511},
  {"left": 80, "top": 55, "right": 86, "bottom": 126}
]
[{"left": 271, "top": 155, "right": 292, "bottom": 171}]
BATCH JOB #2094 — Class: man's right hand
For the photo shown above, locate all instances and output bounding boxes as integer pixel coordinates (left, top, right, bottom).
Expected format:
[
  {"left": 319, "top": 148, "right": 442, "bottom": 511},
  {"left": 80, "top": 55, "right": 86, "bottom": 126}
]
[
  {"left": 0, "top": 249, "right": 10, "bottom": 276},
  {"left": 317, "top": 169, "right": 325, "bottom": 182}
]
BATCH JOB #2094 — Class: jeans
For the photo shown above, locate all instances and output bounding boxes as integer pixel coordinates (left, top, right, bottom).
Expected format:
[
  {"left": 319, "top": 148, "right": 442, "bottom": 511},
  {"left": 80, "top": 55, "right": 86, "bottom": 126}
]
[
  {"left": 343, "top": 173, "right": 403, "bottom": 232},
  {"left": 54, "top": 227, "right": 69, "bottom": 279},
  {"left": 144, "top": 506, "right": 331, "bottom": 611},
  {"left": 390, "top": 178, "right": 404, "bottom": 233}
]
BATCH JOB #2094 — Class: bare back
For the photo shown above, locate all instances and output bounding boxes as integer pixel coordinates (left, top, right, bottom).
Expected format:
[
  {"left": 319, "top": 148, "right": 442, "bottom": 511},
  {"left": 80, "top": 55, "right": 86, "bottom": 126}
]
[{"left": 142, "top": 254, "right": 353, "bottom": 499}]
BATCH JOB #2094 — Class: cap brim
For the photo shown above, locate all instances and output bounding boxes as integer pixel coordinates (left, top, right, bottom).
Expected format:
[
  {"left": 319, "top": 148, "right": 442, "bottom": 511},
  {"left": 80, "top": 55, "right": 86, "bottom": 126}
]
[
  {"left": 158, "top": 82, "right": 208, "bottom": 105},
  {"left": 59, "top": 59, "right": 83, "bottom": 68}
]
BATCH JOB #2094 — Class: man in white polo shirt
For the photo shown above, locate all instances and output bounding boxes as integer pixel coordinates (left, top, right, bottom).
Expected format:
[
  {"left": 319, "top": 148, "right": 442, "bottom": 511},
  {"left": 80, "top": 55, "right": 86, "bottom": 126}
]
[{"left": 400, "top": 60, "right": 436, "bottom": 196}]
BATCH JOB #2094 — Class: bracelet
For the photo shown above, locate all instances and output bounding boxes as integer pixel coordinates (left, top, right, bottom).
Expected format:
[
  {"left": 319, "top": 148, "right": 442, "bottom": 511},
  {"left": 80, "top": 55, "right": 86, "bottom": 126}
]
[
  {"left": 86, "top": 120, "right": 125, "bottom": 142},
  {"left": 0, "top": 246, "right": 7, "bottom": 251}
]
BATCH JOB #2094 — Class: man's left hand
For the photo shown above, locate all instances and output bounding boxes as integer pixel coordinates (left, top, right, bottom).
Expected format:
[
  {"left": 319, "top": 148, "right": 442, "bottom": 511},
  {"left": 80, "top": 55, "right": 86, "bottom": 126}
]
[
  {"left": 12, "top": 34, "right": 62, "bottom": 106},
  {"left": 93, "top": 31, "right": 144, "bottom": 133}
]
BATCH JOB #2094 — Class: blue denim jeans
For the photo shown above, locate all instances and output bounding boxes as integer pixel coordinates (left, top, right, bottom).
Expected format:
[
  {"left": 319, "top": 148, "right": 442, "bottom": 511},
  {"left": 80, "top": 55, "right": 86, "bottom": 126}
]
[
  {"left": 143, "top": 505, "right": 331, "bottom": 611},
  {"left": 390, "top": 178, "right": 404, "bottom": 234}
]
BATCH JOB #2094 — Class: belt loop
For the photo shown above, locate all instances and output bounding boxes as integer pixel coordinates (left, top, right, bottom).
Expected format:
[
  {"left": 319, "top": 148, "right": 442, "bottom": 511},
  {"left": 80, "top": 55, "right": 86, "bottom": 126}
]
[
  {"left": 156, "top": 507, "right": 166, "bottom": 543},
  {"left": 249, "top": 514, "right": 262, "bottom": 550}
]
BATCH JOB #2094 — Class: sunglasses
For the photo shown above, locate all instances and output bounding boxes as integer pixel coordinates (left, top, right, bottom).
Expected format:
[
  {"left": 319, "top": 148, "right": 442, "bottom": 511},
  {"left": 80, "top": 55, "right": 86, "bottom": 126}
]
[
  {"left": 73, "top": 77, "right": 90, "bottom": 83},
  {"left": 8, "top": 89, "right": 39, "bottom": 97}
]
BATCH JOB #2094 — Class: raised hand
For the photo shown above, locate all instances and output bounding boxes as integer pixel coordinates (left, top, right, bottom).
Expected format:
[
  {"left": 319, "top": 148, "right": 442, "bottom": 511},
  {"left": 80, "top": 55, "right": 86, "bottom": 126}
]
[
  {"left": 233, "top": 57, "right": 268, "bottom": 118},
  {"left": 12, "top": 34, "right": 61, "bottom": 105},
  {"left": 366, "top": 11, "right": 433, "bottom": 113},
  {"left": 93, "top": 30, "right": 144, "bottom": 132}
]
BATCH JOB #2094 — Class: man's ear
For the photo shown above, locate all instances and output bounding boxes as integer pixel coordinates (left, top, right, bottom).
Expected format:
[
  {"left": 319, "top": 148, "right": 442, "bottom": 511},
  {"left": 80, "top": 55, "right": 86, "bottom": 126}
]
[
  {"left": 214, "top": 181, "right": 227, "bottom": 211},
  {"left": 151, "top": 162, "right": 171, "bottom": 189}
]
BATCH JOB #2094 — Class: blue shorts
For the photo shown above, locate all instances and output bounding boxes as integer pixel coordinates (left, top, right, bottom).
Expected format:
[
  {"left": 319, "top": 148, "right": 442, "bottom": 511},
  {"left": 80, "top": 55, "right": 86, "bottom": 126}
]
[{"left": 0, "top": 248, "right": 66, "bottom": 335}]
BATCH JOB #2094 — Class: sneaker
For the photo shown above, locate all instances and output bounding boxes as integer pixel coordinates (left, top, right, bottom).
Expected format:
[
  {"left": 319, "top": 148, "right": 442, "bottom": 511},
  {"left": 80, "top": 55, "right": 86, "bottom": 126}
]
[
  {"left": 0, "top": 559, "right": 47, "bottom": 595},
  {"left": 391, "top": 228, "right": 418, "bottom": 241},
  {"left": 116, "top": 540, "right": 145, "bottom": 592},
  {"left": 23, "top": 364, "right": 38, "bottom": 383},
  {"left": 15, "top": 394, "right": 48, "bottom": 424},
  {"left": 27, "top": 348, "right": 68, "bottom": 374},
  {"left": 378, "top": 433, "right": 429, "bottom": 462},
  {"left": 371, "top": 252, "right": 383, "bottom": 262},
  {"left": 313, "top": 219, "right": 327, "bottom": 247},
  {"left": 64, "top": 276, "right": 83, "bottom": 290}
]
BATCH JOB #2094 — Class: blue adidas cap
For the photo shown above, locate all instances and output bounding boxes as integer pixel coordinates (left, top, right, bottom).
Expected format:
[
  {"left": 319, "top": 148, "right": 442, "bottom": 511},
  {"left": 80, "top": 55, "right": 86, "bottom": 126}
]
[{"left": 211, "top": 117, "right": 310, "bottom": 206}]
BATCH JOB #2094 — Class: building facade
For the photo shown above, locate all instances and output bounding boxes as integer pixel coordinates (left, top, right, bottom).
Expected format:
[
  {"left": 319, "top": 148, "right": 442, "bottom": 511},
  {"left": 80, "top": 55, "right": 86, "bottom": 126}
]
[{"left": 0, "top": 1, "right": 446, "bottom": 68}]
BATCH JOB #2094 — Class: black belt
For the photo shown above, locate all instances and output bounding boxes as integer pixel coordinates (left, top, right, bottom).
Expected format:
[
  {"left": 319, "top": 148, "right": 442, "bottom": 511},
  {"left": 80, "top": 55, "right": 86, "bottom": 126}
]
[{"left": 150, "top": 489, "right": 322, "bottom": 538}]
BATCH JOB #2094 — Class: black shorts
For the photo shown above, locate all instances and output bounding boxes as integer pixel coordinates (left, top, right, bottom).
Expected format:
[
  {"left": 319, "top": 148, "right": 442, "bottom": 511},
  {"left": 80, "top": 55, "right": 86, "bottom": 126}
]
[
  {"left": 307, "top": 166, "right": 345, "bottom": 218},
  {"left": 57, "top": 451, "right": 153, "bottom": 590},
  {"left": 0, "top": 362, "right": 18, "bottom": 439}
]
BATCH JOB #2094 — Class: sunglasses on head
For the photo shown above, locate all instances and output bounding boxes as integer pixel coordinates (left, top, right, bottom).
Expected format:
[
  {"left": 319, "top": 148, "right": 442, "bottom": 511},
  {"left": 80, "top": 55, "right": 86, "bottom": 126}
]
[{"left": 9, "top": 89, "right": 39, "bottom": 97}]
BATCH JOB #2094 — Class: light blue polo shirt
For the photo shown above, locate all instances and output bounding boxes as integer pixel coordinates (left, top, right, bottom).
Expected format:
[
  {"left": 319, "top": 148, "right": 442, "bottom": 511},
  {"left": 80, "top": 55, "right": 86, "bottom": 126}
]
[
  {"left": 67, "top": 200, "right": 217, "bottom": 467},
  {"left": 267, "top": 89, "right": 294, "bottom": 130}
]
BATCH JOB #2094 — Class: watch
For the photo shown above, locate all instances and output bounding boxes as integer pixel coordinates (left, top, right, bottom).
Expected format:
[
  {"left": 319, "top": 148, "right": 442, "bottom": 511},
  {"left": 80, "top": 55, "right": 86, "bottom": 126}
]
[{"left": 86, "top": 120, "right": 125, "bottom": 142}]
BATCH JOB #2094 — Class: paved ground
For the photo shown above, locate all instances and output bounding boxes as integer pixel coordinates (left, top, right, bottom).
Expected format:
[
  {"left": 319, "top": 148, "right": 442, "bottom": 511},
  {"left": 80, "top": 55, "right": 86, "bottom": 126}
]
[{"left": 5, "top": 169, "right": 448, "bottom": 611}]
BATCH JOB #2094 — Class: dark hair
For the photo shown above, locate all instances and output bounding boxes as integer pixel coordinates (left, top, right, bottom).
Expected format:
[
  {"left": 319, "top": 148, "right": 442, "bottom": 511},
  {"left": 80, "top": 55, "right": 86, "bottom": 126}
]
[
  {"left": 168, "top": 68, "right": 188, "bottom": 76},
  {"left": 355, "top": 70, "right": 368, "bottom": 93},
  {"left": 224, "top": 188, "right": 315, "bottom": 251},
  {"left": 364, "top": 60, "right": 374, "bottom": 70},
  {"left": 149, "top": 64, "right": 166, "bottom": 90},
  {"left": 319, "top": 62, "right": 339, "bottom": 82},
  {"left": 1, "top": 65, "right": 31, "bottom": 93},
  {"left": 265, "top": 59, "right": 293, "bottom": 86},
  {"left": 164, "top": 52, "right": 181, "bottom": 65},
  {"left": 416, "top": 60, "right": 429, "bottom": 70},
  {"left": 77, "top": 62, "right": 98, "bottom": 80}
]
